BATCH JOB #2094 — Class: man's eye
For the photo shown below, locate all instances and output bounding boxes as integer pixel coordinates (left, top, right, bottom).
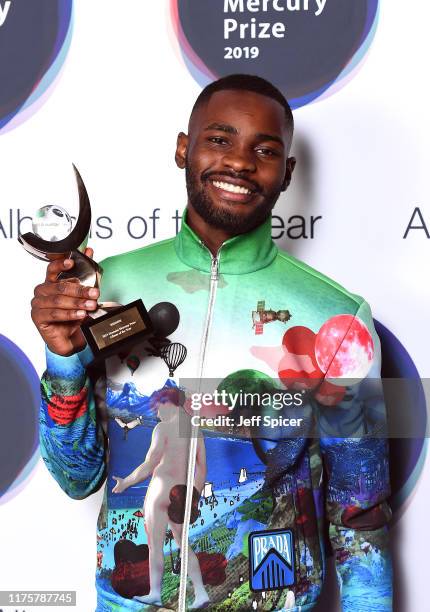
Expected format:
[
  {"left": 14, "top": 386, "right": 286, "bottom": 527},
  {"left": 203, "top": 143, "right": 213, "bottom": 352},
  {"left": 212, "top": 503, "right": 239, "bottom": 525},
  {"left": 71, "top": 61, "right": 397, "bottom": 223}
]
[
  {"left": 257, "top": 147, "right": 277, "bottom": 156},
  {"left": 208, "top": 136, "right": 228, "bottom": 145}
]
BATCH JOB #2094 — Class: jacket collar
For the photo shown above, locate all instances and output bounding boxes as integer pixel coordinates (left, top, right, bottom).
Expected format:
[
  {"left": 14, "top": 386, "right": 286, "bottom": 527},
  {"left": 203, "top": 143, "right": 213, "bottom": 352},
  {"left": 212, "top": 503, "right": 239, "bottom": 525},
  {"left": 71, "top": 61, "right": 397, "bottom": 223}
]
[{"left": 174, "top": 208, "right": 278, "bottom": 275}]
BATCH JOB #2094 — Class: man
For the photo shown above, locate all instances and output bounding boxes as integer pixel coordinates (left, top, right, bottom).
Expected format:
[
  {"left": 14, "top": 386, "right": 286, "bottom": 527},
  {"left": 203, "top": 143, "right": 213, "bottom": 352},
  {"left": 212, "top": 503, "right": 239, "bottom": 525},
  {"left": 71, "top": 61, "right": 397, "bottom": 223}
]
[{"left": 32, "top": 74, "right": 392, "bottom": 611}]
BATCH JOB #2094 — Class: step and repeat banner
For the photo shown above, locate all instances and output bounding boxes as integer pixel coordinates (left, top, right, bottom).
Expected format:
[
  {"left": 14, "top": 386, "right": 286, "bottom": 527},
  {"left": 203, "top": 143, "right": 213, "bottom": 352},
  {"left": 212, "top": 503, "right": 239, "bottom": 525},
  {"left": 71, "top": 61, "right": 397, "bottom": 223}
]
[{"left": 0, "top": 2, "right": 428, "bottom": 610}]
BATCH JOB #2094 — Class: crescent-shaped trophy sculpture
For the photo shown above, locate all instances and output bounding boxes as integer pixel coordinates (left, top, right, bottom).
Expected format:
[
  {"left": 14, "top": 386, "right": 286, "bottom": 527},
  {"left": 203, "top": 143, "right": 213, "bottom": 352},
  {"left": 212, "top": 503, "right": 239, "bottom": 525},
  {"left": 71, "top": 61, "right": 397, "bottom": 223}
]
[
  {"left": 18, "top": 165, "right": 153, "bottom": 361},
  {"left": 19, "top": 165, "right": 102, "bottom": 287}
]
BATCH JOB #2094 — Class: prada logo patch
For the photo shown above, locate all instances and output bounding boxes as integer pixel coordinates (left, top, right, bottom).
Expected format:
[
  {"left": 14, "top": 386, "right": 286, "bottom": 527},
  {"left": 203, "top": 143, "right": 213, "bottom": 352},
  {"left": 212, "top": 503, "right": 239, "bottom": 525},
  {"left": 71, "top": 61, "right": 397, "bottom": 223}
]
[{"left": 249, "top": 529, "right": 295, "bottom": 592}]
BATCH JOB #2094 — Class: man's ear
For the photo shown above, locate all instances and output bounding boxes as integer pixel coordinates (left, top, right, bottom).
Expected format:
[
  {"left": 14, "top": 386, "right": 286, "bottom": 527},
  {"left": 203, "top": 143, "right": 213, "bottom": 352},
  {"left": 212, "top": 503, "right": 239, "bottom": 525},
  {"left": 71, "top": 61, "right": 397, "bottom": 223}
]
[
  {"left": 281, "top": 156, "right": 297, "bottom": 191},
  {"left": 175, "top": 132, "right": 189, "bottom": 169}
]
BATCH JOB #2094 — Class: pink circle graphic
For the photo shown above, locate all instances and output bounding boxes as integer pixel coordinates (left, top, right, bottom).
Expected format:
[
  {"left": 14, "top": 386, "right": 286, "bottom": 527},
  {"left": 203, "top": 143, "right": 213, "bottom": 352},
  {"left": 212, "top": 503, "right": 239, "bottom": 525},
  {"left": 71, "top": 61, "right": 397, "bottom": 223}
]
[{"left": 315, "top": 314, "right": 374, "bottom": 385}]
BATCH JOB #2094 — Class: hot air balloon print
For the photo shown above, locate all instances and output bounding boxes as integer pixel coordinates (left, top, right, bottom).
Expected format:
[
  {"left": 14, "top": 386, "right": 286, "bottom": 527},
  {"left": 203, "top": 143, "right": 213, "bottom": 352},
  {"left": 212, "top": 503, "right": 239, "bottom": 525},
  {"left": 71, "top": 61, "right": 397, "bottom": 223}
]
[
  {"left": 160, "top": 342, "right": 187, "bottom": 377},
  {"left": 118, "top": 349, "right": 130, "bottom": 363},
  {"left": 126, "top": 355, "right": 140, "bottom": 376}
]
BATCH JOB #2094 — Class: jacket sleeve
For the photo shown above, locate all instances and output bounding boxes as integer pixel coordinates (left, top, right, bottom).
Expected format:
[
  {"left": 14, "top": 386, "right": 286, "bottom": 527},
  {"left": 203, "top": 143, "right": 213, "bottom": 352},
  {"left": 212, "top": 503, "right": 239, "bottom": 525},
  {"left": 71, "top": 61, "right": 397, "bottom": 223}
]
[
  {"left": 39, "top": 344, "right": 107, "bottom": 500},
  {"left": 317, "top": 299, "right": 393, "bottom": 611}
]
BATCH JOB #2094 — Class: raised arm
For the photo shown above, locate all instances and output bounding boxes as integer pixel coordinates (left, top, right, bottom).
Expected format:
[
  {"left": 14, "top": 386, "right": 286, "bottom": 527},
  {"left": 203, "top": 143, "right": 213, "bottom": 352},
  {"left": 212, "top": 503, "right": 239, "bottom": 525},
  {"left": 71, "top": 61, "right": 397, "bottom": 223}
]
[
  {"left": 33, "top": 250, "right": 107, "bottom": 499},
  {"left": 112, "top": 423, "right": 166, "bottom": 493}
]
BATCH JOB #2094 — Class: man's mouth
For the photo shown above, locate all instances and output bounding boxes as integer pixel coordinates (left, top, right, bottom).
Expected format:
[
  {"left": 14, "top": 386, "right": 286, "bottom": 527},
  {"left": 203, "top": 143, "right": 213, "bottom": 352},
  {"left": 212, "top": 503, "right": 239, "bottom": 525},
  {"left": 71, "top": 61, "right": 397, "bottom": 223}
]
[
  {"left": 207, "top": 176, "right": 260, "bottom": 203},
  {"left": 211, "top": 180, "right": 252, "bottom": 195}
]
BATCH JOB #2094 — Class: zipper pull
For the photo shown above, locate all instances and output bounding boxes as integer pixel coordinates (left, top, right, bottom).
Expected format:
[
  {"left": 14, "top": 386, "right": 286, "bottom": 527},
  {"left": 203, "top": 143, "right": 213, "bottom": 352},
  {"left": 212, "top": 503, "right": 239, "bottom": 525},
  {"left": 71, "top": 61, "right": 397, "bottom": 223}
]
[{"left": 211, "top": 257, "right": 219, "bottom": 281}]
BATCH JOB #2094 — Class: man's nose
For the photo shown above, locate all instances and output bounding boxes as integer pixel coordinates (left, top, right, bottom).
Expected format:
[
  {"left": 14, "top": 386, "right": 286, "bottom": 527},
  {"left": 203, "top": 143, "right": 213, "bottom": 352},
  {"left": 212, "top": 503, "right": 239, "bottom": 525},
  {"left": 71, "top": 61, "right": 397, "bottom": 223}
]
[{"left": 222, "top": 146, "right": 256, "bottom": 173}]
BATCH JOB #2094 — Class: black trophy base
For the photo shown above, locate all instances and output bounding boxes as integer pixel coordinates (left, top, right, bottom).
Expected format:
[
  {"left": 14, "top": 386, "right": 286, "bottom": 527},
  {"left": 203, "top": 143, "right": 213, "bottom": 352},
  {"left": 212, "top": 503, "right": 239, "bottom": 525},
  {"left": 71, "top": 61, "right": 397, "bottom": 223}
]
[{"left": 82, "top": 299, "right": 153, "bottom": 361}]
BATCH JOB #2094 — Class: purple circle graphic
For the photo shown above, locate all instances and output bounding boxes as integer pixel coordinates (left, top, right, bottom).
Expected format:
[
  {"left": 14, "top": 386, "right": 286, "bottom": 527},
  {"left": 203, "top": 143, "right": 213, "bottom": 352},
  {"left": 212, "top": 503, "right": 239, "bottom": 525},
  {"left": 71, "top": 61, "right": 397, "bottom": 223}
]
[
  {"left": 0, "top": 0, "right": 73, "bottom": 131},
  {"left": 171, "top": 0, "right": 379, "bottom": 108},
  {"left": 374, "top": 320, "right": 427, "bottom": 522},
  {"left": 0, "top": 335, "right": 40, "bottom": 500}
]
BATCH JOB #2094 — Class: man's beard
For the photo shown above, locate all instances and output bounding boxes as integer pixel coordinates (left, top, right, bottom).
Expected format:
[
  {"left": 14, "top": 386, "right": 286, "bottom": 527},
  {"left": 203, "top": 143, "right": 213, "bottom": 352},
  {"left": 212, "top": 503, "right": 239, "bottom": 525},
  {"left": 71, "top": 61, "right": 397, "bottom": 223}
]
[{"left": 185, "top": 164, "right": 282, "bottom": 235}]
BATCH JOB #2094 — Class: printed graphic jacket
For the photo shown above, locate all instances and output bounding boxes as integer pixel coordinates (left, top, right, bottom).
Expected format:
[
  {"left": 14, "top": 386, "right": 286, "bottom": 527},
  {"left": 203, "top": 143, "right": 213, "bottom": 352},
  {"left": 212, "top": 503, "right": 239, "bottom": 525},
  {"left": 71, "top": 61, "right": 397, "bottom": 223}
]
[{"left": 40, "top": 211, "right": 392, "bottom": 612}]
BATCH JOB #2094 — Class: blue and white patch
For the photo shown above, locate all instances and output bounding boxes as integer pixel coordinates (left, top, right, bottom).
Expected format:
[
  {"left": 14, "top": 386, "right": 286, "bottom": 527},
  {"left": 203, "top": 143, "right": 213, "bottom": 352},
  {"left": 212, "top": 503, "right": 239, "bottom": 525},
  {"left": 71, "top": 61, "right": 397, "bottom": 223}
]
[{"left": 249, "top": 529, "right": 295, "bottom": 592}]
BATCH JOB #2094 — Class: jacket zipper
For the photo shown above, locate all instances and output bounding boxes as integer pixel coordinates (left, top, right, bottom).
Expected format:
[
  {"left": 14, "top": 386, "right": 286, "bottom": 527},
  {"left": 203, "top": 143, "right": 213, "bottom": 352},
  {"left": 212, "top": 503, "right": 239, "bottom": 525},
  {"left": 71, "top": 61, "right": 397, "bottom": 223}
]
[{"left": 178, "top": 247, "right": 220, "bottom": 612}]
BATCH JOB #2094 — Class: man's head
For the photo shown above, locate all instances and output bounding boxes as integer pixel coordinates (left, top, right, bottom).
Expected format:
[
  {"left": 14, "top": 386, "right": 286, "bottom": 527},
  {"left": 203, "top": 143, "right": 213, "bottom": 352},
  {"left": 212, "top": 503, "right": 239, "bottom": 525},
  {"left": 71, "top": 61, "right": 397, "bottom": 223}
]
[
  {"left": 176, "top": 74, "right": 296, "bottom": 235},
  {"left": 156, "top": 402, "right": 173, "bottom": 422}
]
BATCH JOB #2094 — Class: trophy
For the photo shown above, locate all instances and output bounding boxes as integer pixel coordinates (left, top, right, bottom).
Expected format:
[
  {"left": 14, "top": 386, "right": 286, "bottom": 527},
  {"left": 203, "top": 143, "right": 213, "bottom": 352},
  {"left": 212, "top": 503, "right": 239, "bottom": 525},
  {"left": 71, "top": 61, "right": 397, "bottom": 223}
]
[{"left": 18, "top": 165, "right": 153, "bottom": 360}]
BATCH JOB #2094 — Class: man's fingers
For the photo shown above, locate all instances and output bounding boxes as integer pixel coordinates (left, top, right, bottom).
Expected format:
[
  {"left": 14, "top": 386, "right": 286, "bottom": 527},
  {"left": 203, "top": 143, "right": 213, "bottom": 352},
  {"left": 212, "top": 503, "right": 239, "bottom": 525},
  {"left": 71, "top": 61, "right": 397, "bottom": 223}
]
[
  {"left": 45, "top": 258, "right": 74, "bottom": 282},
  {"left": 32, "top": 307, "right": 88, "bottom": 325},
  {"left": 31, "top": 295, "right": 98, "bottom": 312},
  {"left": 45, "top": 246, "right": 94, "bottom": 283},
  {"left": 34, "top": 280, "right": 99, "bottom": 300}
]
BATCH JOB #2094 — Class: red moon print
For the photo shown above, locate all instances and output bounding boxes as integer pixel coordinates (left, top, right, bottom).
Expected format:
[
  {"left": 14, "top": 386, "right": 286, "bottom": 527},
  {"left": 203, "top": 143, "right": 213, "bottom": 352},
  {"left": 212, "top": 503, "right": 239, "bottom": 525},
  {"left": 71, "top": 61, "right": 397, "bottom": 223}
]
[{"left": 315, "top": 315, "right": 374, "bottom": 386}]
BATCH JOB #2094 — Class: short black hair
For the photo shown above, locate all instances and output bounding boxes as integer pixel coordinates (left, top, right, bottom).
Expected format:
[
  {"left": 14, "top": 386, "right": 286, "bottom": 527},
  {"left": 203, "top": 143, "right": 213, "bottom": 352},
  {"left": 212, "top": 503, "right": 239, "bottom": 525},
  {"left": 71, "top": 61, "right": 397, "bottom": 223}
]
[{"left": 190, "top": 73, "right": 294, "bottom": 132}]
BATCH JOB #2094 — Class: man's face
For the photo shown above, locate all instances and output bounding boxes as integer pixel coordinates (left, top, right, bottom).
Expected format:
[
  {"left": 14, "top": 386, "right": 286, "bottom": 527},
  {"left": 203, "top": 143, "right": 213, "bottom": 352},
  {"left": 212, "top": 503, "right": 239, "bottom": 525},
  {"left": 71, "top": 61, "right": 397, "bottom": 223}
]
[
  {"left": 176, "top": 89, "right": 295, "bottom": 234},
  {"left": 157, "top": 403, "right": 171, "bottom": 421}
]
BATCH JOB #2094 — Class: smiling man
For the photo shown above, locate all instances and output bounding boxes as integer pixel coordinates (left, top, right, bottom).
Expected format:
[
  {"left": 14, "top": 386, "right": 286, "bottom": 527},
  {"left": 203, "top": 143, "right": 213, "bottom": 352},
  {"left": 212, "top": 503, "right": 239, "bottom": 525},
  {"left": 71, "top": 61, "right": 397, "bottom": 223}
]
[
  {"left": 178, "top": 78, "right": 296, "bottom": 247},
  {"left": 33, "top": 74, "right": 392, "bottom": 611}
]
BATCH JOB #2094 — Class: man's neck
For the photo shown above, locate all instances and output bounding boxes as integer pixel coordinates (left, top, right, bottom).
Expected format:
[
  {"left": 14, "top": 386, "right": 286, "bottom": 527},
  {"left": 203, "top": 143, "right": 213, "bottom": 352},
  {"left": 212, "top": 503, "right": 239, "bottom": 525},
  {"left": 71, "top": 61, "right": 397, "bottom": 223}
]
[{"left": 185, "top": 205, "right": 234, "bottom": 256}]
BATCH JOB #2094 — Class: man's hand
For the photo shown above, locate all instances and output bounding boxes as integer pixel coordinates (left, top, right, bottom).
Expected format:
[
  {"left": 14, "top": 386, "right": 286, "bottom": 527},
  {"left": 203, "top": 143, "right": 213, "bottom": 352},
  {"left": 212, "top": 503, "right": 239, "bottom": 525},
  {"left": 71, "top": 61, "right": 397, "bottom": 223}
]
[
  {"left": 112, "top": 476, "right": 127, "bottom": 494},
  {"left": 31, "top": 247, "right": 100, "bottom": 356}
]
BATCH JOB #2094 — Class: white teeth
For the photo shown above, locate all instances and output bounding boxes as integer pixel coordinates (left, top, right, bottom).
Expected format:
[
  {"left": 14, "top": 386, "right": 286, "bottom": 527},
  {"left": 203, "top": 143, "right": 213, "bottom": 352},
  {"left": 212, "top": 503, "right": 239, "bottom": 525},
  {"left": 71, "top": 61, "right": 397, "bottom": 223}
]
[{"left": 212, "top": 180, "right": 251, "bottom": 195}]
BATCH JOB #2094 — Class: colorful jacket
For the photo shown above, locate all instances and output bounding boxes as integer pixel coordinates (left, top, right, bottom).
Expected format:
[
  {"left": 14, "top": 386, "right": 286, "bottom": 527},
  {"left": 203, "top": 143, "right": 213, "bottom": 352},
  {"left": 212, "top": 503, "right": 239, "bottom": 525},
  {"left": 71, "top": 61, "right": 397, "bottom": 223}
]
[{"left": 40, "top": 211, "right": 392, "bottom": 612}]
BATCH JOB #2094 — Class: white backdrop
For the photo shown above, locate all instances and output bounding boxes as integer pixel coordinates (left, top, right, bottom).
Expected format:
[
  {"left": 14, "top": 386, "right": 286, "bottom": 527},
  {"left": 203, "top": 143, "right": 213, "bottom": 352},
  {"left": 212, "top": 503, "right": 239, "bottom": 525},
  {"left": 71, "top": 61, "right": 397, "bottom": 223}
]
[{"left": 0, "top": 1, "right": 428, "bottom": 610}]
